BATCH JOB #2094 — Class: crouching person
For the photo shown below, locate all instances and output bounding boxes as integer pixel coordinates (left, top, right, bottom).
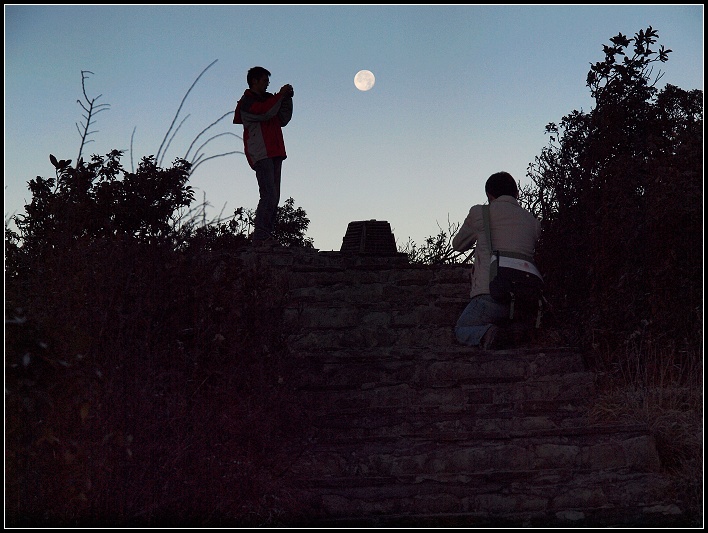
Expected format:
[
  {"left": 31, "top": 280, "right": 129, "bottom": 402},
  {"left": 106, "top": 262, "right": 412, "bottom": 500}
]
[{"left": 452, "top": 171, "right": 542, "bottom": 350}]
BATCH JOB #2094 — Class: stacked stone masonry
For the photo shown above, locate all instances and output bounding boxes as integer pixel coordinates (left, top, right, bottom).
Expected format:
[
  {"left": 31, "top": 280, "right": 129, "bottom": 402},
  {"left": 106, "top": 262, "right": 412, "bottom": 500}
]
[{"left": 236, "top": 247, "right": 685, "bottom": 526}]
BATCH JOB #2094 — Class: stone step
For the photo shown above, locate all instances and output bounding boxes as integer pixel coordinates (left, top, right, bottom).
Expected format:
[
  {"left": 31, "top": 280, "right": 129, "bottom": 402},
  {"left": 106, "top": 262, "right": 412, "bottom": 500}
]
[
  {"left": 283, "top": 300, "right": 467, "bottom": 332},
  {"left": 286, "top": 282, "right": 468, "bottom": 304},
  {"left": 232, "top": 249, "right": 685, "bottom": 526},
  {"left": 288, "top": 424, "right": 659, "bottom": 478},
  {"left": 288, "top": 469, "right": 676, "bottom": 527},
  {"left": 297, "top": 374, "right": 594, "bottom": 411},
  {"left": 291, "top": 346, "right": 589, "bottom": 380},
  {"left": 284, "top": 303, "right": 466, "bottom": 325},
  {"left": 288, "top": 325, "right": 460, "bottom": 349},
  {"left": 290, "top": 347, "right": 596, "bottom": 432},
  {"left": 300, "top": 403, "right": 594, "bottom": 441},
  {"left": 286, "top": 262, "right": 469, "bottom": 287},
  {"left": 284, "top": 429, "right": 670, "bottom": 528},
  {"left": 291, "top": 348, "right": 593, "bottom": 394}
]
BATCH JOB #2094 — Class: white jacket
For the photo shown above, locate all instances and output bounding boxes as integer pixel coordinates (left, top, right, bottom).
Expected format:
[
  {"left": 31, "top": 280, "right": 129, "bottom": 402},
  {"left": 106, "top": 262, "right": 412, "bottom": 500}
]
[{"left": 452, "top": 195, "right": 541, "bottom": 298}]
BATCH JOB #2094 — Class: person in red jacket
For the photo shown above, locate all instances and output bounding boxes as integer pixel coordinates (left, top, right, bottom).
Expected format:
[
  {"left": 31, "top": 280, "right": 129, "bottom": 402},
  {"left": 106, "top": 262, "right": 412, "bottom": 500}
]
[{"left": 233, "top": 66, "right": 294, "bottom": 245}]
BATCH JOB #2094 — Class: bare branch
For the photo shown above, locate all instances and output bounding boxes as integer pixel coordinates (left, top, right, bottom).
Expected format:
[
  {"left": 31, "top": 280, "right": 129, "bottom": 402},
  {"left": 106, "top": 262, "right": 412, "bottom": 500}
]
[
  {"left": 156, "top": 59, "right": 218, "bottom": 163},
  {"left": 130, "top": 126, "right": 136, "bottom": 172},
  {"left": 190, "top": 132, "right": 242, "bottom": 165},
  {"left": 184, "top": 111, "right": 235, "bottom": 161},
  {"left": 189, "top": 150, "right": 244, "bottom": 175},
  {"left": 159, "top": 114, "right": 191, "bottom": 167},
  {"left": 76, "top": 70, "right": 110, "bottom": 163}
]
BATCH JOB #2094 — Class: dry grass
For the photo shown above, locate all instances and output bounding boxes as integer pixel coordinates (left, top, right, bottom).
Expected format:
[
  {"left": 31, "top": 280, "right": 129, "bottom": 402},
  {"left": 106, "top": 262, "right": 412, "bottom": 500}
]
[{"left": 590, "top": 343, "right": 703, "bottom": 526}]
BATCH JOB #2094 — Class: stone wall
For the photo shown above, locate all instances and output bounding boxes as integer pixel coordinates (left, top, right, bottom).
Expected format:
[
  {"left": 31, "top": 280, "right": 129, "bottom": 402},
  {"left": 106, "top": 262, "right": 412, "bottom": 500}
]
[{"left": 235, "top": 247, "right": 685, "bottom": 526}]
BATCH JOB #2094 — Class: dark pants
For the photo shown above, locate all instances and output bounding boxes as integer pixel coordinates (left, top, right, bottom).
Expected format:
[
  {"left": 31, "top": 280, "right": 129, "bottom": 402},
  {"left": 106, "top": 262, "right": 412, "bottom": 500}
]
[{"left": 253, "top": 157, "right": 282, "bottom": 240}]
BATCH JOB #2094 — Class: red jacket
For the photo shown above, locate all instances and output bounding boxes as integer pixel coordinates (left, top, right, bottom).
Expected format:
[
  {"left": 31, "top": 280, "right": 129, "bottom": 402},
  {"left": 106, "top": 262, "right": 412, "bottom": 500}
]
[{"left": 233, "top": 89, "right": 293, "bottom": 168}]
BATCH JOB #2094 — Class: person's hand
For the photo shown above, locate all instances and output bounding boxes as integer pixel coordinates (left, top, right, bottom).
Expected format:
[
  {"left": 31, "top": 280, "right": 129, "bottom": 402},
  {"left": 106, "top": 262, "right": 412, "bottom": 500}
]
[{"left": 279, "top": 84, "right": 294, "bottom": 98}]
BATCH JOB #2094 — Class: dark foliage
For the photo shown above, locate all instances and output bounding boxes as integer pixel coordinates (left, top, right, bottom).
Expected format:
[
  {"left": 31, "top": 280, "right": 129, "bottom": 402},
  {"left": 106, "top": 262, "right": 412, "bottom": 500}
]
[
  {"left": 5, "top": 238, "right": 312, "bottom": 526},
  {"left": 5, "top": 145, "right": 317, "bottom": 526},
  {"left": 524, "top": 27, "right": 702, "bottom": 365},
  {"left": 177, "top": 197, "right": 315, "bottom": 254},
  {"left": 7, "top": 151, "right": 194, "bottom": 275},
  {"left": 272, "top": 197, "right": 315, "bottom": 249},
  {"left": 6, "top": 149, "right": 314, "bottom": 276}
]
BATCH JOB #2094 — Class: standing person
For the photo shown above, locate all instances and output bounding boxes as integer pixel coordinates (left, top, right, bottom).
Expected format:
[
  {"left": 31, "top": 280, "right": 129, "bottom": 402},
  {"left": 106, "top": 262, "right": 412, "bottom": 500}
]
[
  {"left": 452, "top": 171, "right": 542, "bottom": 349},
  {"left": 233, "top": 66, "right": 294, "bottom": 245}
]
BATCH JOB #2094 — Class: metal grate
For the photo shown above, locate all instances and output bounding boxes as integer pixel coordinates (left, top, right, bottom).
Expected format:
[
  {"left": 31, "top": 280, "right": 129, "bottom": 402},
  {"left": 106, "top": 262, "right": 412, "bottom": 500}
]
[{"left": 340, "top": 220, "right": 399, "bottom": 255}]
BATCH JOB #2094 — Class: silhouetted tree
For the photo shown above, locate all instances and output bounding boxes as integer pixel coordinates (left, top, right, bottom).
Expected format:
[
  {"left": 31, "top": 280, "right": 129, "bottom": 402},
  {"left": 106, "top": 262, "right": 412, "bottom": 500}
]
[
  {"left": 179, "top": 197, "right": 315, "bottom": 252},
  {"left": 525, "top": 27, "right": 702, "bottom": 358},
  {"left": 7, "top": 150, "right": 194, "bottom": 276},
  {"left": 273, "top": 197, "right": 315, "bottom": 248}
]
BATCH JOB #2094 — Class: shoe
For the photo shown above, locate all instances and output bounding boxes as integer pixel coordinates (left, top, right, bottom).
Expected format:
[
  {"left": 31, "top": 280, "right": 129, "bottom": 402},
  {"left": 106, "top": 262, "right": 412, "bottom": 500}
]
[{"left": 480, "top": 325, "right": 500, "bottom": 350}]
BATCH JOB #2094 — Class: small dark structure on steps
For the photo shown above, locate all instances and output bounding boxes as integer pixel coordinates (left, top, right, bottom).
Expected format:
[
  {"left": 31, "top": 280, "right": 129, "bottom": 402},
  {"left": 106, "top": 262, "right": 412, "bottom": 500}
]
[{"left": 340, "top": 220, "right": 401, "bottom": 256}]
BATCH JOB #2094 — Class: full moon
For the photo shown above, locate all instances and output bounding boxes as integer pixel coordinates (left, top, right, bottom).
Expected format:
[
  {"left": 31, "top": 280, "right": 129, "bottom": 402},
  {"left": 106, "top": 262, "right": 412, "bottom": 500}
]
[{"left": 354, "top": 70, "right": 375, "bottom": 91}]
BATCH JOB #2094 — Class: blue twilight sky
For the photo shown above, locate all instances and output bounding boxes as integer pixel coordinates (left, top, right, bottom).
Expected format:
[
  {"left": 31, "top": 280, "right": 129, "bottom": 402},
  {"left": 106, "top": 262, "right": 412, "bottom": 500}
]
[{"left": 4, "top": 5, "right": 704, "bottom": 251}]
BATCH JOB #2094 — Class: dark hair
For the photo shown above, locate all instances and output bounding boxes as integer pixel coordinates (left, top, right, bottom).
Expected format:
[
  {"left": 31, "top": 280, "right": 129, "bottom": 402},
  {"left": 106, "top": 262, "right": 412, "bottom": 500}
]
[
  {"left": 247, "top": 66, "right": 271, "bottom": 87},
  {"left": 485, "top": 171, "right": 518, "bottom": 199}
]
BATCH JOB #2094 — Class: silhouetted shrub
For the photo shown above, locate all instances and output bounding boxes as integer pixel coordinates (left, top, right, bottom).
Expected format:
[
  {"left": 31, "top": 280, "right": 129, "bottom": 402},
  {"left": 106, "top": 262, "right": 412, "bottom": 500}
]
[
  {"left": 524, "top": 27, "right": 702, "bottom": 365},
  {"left": 5, "top": 147, "right": 316, "bottom": 526}
]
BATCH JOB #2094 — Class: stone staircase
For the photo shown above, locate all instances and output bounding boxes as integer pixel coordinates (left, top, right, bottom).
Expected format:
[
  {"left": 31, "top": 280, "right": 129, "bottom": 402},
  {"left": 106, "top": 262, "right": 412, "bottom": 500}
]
[{"left": 243, "top": 248, "right": 684, "bottom": 526}]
